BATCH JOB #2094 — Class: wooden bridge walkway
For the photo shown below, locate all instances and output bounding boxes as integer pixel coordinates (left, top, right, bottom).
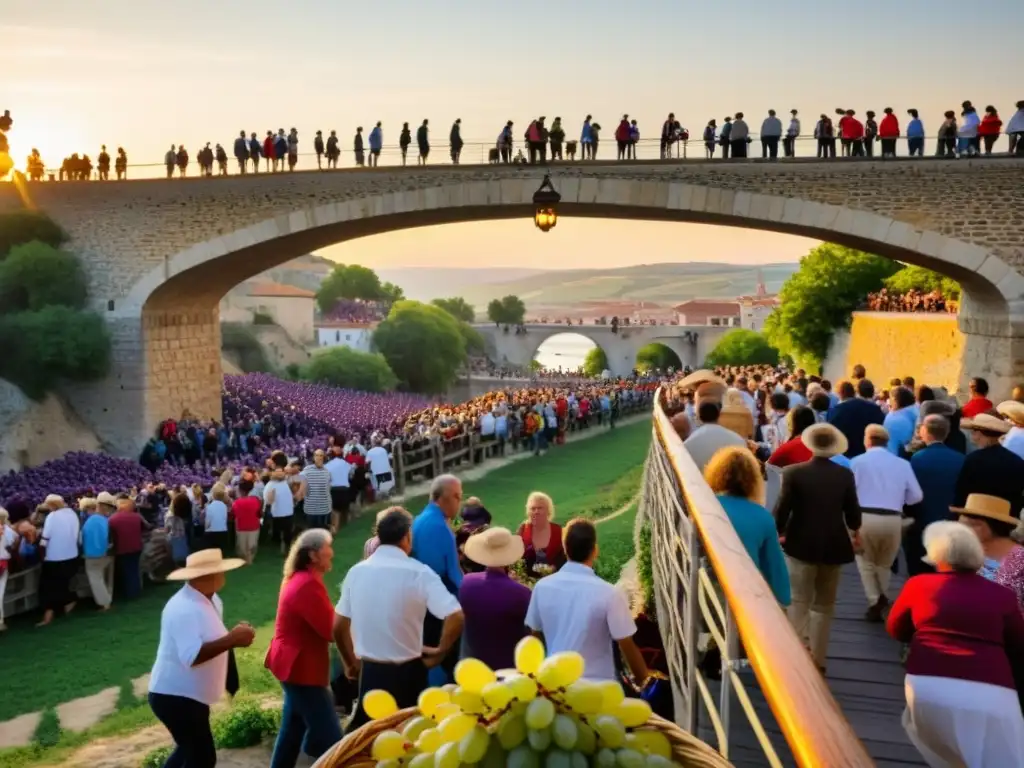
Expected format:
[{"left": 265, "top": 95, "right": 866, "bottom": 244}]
[{"left": 699, "top": 562, "right": 926, "bottom": 767}]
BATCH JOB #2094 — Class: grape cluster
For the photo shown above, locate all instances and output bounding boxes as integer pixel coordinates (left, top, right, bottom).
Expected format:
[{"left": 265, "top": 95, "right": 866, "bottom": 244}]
[{"left": 362, "top": 637, "right": 683, "bottom": 767}]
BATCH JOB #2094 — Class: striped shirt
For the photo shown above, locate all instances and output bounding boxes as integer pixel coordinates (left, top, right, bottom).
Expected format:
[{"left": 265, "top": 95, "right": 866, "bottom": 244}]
[{"left": 301, "top": 465, "right": 332, "bottom": 517}]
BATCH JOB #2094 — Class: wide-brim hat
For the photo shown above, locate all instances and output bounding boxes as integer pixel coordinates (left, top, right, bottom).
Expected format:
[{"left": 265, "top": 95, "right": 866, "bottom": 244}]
[
  {"left": 464, "top": 527, "right": 525, "bottom": 569},
  {"left": 167, "top": 549, "right": 245, "bottom": 581},
  {"left": 801, "top": 423, "right": 849, "bottom": 458},
  {"left": 951, "top": 493, "right": 1018, "bottom": 527},
  {"left": 461, "top": 505, "right": 492, "bottom": 531},
  {"left": 96, "top": 491, "right": 119, "bottom": 507},
  {"left": 678, "top": 369, "right": 727, "bottom": 391},
  {"left": 961, "top": 413, "right": 1010, "bottom": 434},
  {"left": 997, "top": 400, "right": 1024, "bottom": 427}
]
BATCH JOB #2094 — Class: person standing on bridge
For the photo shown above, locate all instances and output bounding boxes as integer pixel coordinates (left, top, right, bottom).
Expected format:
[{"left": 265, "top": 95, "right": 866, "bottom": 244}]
[
  {"left": 353, "top": 127, "right": 365, "bottom": 167},
  {"left": 784, "top": 109, "right": 800, "bottom": 157},
  {"left": 368, "top": 122, "right": 382, "bottom": 167},
  {"left": 416, "top": 119, "right": 430, "bottom": 165},
  {"left": 449, "top": 118, "right": 463, "bottom": 164},
  {"left": 313, "top": 130, "right": 324, "bottom": 170},
  {"left": 760, "top": 109, "right": 782, "bottom": 159},
  {"left": 249, "top": 132, "right": 262, "bottom": 173},
  {"left": 234, "top": 130, "right": 249, "bottom": 174},
  {"left": 399, "top": 122, "right": 412, "bottom": 165}
]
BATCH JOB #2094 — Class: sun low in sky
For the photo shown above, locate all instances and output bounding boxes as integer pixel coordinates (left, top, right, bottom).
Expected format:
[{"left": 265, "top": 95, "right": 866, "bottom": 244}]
[{"left": 5, "top": 0, "right": 1021, "bottom": 270}]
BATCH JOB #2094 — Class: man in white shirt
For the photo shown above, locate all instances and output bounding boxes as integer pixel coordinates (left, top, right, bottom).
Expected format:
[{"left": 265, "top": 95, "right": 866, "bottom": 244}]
[
  {"left": 479, "top": 410, "right": 496, "bottom": 439},
  {"left": 38, "top": 494, "right": 82, "bottom": 627},
  {"left": 525, "top": 519, "right": 648, "bottom": 684},
  {"left": 326, "top": 447, "right": 354, "bottom": 529},
  {"left": 334, "top": 507, "right": 463, "bottom": 730},
  {"left": 998, "top": 401, "right": 1024, "bottom": 460},
  {"left": 365, "top": 440, "right": 394, "bottom": 496},
  {"left": 683, "top": 401, "right": 746, "bottom": 473},
  {"left": 263, "top": 469, "right": 295, "bottom": 554},
  {"left": 850, "top": 424, "right": 923, "bottom": 621}
]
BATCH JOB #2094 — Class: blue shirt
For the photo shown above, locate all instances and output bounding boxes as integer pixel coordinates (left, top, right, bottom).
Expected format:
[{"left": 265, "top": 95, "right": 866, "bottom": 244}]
[
  {"left": 830, "top": 454, "right": 852, "bottom": 469},
  {"left": 716, "top": 495, "right": 791, "bottom": 606},
  {"left": 883, "top": 407, "right": 917, "bottom": 456},
  {"left": 411, "top": 502, "right": 463, "bottom": 594},
  {"left": 81, "top": 513, "right": 110, "bottom": 558},
  {"left": 369, "top": 127, "right": 383, "bottom": 151},
  {"left": 907, "top": 119, "right": 925, "bottom": 138}
]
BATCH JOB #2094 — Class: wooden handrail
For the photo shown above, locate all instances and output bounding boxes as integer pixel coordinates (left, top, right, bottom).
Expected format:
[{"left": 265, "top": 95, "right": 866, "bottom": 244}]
[{"left": 652, "top": 392, "right": 873, "bottom": 768}]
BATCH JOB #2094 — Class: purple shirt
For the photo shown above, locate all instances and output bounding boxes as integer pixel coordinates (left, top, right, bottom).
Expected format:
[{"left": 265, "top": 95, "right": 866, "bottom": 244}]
[{"left": 458, "top": 569, "right": 531, "bottom": 671}]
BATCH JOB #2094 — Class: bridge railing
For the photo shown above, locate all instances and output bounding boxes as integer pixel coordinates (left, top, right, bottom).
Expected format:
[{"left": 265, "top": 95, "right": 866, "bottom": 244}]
[
  {"left": 638, "top": 388, "right": 872, "bottom": 767},
  {"left": 16, "top": 133, "right": 1007, "bottom": 181}
]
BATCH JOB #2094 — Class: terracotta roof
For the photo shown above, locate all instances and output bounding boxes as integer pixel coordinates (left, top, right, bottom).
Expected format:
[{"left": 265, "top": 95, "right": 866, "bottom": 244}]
[
  {"left": 245, "top": 282, "right": 316, "bottom": 299},
  {"left": 672, "top": 299, "right": 740, "bottom": 315}
]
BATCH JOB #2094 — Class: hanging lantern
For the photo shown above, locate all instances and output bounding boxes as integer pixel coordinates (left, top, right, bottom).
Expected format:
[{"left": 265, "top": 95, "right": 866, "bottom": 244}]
[{"left": 532, "top": 174, "right": 561, "bottom": 233}]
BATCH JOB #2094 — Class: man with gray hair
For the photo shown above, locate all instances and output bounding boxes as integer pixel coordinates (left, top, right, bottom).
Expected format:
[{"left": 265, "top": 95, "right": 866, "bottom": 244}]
[
  {"left": 37, "top": 494, "right": 81, "bottom": 626},
  {"left": 906, "top": 414, "right": 966, "bottom": 577},
  {"left": 411, "top": 474, "right": 464, "bottom": 683}
]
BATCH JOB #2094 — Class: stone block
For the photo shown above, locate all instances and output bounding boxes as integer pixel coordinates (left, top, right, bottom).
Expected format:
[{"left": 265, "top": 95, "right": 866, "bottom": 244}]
[
  {"left": 746, "top": 193, "right": 773, "bottom": 221},
  {"left": 797, "top": 201, "right": 827, "bottom": 230},
  {"left": 731, "top": 191, "right": 752, "bottom": 218},
  {"left": 577, "top": 177, "right": 599, "bottom": 204},
  {"left": 996, "top": 267, "right": 1024, "bottom": 303},
  {"left": 500, "top": 178, "right": 527, "bottom": 205},
  {"left": 666, "top": 183, "right": 694, "bottom": 211},
  {"left": 690, "top": 185, "right": 708, "bottom": 212},
  {"left": 781, "top": 198, "right": 803, "bottom": 225},
  {"left": 558, "top": 177, "right": 581, "bottom": 204},
  {"left": 767, "top": 196, "right": 786, "bottom": 222},
  {"left": 56, "top": 686, "right": 119, "bottom": 733},
  {"left": 938, "top": 239, "right": 988, "bottom": 273},
  {"left": 833, "top": 207, "right": 856, "bottom": 234},
  {"left": 884, "top": 220, "right": 923, "bottom": 253}
]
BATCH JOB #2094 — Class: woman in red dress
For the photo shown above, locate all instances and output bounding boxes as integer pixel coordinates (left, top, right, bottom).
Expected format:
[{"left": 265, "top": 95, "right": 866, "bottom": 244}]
[{"left": 516, "top": 491, "right": 564, "bottom": 578}]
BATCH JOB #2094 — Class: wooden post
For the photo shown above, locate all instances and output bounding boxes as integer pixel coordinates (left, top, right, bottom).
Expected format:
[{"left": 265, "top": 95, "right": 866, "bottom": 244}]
[
  {"left": 470, "top": 433, "right": 478, "bottom": 466},
  {"left": 394, "top": 442, "right": 405, "bottom": 494},
  {"left": 433, "top": 438, "right": 443, "bottom": 478}
]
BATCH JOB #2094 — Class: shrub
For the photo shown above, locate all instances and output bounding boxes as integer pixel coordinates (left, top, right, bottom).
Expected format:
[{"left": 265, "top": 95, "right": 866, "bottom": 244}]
[
  {"left": 0, "top": 307, "right": 112, "bottom": 400},
  {"left": 211, "top": 699, "right": 281, "bottom": 749},
  {"left": 221, "top": 323, "right": 272, "bottom": 373},
  {"left": 141, "top": 746, "right": 173, "bottom": 768},
  {"left": 32, "top": 708, "right": 61, "bottom": 748},
  {"left": 301, "top": 346, "right": 398, "bottom": 393},
  {"left": 0, "top": 241, "right": 88, "bottom": 311},
  {"left": 704, "top": 329, "right": 780, "bottom": 367},
  {"left": 636, "top": 521, "right": 655, "bottom": 618},
  {"left": 582, "top": 347, "right": 608, "bottom": 377},
  {"left": 252, "top": 311, "right": 275, "bottom": 325},
  {"left": 0, "top": 211, "right": 67, "bottom": 257}
]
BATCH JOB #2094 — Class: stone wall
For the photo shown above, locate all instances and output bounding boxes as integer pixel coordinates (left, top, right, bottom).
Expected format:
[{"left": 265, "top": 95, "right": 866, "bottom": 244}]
[
  {"left": 825, "top": 312, "right": 969, "bottom": 395},
  {"left": 0, "top": 380, "right": 101, "bottom": 474}
]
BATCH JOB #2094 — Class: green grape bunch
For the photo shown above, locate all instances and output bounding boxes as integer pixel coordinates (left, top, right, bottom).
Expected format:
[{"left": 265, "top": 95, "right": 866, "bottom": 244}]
[{"left": 362, "top": 637, "right": 685, "bottom": 767}]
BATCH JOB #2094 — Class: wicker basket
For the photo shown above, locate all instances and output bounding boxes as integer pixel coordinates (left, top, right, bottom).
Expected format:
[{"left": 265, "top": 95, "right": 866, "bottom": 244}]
[{"left": 312, "top": 707, "right": 733, "bottom": 767}]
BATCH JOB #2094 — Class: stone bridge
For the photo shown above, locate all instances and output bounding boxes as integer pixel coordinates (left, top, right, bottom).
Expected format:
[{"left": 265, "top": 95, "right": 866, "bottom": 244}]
[
  {"left": 1, "top": 157, "right": 1022, "bottom": 455},
  {"left": 474, "top": 323, "right": 727, "bottom": 377}
]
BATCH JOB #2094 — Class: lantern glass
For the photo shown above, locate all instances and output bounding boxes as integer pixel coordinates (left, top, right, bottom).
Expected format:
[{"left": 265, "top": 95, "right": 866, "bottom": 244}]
[{"left": 534, "top": 207, "right": 557, "bottom": 232}]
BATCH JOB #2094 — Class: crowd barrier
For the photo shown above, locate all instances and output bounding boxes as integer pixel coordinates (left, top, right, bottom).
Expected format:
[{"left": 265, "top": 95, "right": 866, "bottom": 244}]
[{"left": 638, "top": 389, "right": 872, "bottom": 766}]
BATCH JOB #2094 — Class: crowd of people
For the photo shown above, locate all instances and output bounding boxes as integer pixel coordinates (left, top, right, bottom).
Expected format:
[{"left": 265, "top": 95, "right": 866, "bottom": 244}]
[
  {"left": 662, "top": 363, "right": 1024, "bottom": 765},
  {"left": 864, "top": 288, "right": 958, "bottom": 314},
  {"left": 11, "top": 99, "right": 1024, "bottom": 181},
  {"left": 319, "top": 299, "right": 388, "bottom": 325}
]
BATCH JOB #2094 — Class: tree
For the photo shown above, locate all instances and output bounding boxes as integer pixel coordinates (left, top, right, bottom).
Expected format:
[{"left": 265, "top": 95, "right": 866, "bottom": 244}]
[
  {"left": 704, "top": 329, "right": 780, "bottom": 367},
  {"left": 884, "top": 265, "right": 960, "bottom": 300},
  {"left": 0, "top": 212, "right": 67, "bottom": 258},
  {"left": 432, "top": 297, "right": 476, "bottom": 323},
  {"left": 458, "top": 322, "right": 486, "bottom": 355},
  {"left": 380, "top": 281, "right": 405, "bottom": 305},
  {"left": 581, "top": 347, "right": 609, "bottom": 377},
  {"left": 372, "top": 300, "right": 467, "bottom": 393},
  {"left": 0, "top": 241, "right": 88, "bottom": 311},
  {"left": 301, "top": 347, "right": 398, "bottom": 393},
  {"left": 486, "top": 294, "right": 527, "bottom": 325},
  {"left": 764, "top": 244, "right": 898, "bottom": 371},
  {"left": 316, "top": 264, "right": 385, "bottom": 313},
  {"left": 635, "top": 343, "right": 682, "bottom": 372},
  {"left": 0, "top": 307, "right": 111, "bottom": 400}
]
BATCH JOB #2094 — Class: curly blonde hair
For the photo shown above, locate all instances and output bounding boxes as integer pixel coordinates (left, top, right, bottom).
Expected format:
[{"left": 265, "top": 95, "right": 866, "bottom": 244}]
[
  {"left": 703, "top": 446, "right": 765, "bottom": 506},
  {"left": 525, "top": 491, "right": 555, "bottom": 521}
]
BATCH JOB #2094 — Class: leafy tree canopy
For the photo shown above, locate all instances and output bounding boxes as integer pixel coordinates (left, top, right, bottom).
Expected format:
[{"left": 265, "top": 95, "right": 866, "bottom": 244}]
[
  {"left": 458, "top": 322, "right": 486, "bottom": 356},
  {"left": 316, "top": 264, "right": 394, "bottom": 312},
  {"left": 0, "top": 212, "right": 67, "bottom": 258},
  {"left": 581, "top": 347, "right": 609, "bottom": 378},
  {"left": 432, "top": 296, "right": 476, "bottom": 324},
  {"left": 372, "top": 300, "right": 467, "bottom": 394},
  {"left": 301, "top": 346, "right": 398, "bottom": 393},
  {"left": 764, "top": 244, "right": 898, "bottom": 371},
  {"left": 486, "top": 294, "right": 527, "bottom": 325},
  {"left": 635, "top": 343, "right": 682, "bottom": 372},
  {"left": 884, "top": 265, "right": 960, "bottom": 300},
  {"left": 704, "top": 329, "right": 780, "bottom": 367},
  {"left": 0, "top": 241, "right": 88, "bottom": 312},
  {"left": 0, "top": 307, "right": 111, "bottom": 400}
]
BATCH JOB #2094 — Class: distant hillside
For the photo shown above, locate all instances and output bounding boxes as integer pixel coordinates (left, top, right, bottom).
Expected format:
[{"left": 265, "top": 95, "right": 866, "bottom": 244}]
[
  {"left": 228, "top": 254, "right": 334, "bottom": 297},
  {"left": 389, "top": 262, "right": 799, "bottom": 309},
  {"left": 375, "top": 268, "right": 547, "bottom": 302}
]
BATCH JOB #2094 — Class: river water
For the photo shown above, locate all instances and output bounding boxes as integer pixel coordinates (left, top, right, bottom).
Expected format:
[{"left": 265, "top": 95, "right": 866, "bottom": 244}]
[{"left": 533, "top": 333, "right": 598, "bottom": 371}]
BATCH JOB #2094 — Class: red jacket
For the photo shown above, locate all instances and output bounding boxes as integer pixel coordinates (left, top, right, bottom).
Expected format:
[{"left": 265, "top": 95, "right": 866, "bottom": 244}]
[
  {"left": 262, "top": 136, "right": 275, "bottom": 159},
  {"left": 878, "top": 114, "right": 900, "bottom": 138},
  {"left": 265, "top": 570, "right": 336, "bottom": 686},
  {"left": 979, "top": 113, "right": 1003, "bottom": 136},
  {"left": 841, "top": 117, "right": 864, "bottom": 140}
]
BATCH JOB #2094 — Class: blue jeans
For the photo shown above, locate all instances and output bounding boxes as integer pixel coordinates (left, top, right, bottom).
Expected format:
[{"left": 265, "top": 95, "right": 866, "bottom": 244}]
[
  {"left": 116, "top": 551, "right": 142, "bottom": 599},
  {"left": 270, "top": 683, "right": 343, "bottom": 768}
]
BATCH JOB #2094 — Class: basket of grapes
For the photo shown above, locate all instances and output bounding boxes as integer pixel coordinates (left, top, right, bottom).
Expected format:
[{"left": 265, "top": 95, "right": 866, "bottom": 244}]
[{"left": 313, "top": 637, "right": 731, "bottom": 767}]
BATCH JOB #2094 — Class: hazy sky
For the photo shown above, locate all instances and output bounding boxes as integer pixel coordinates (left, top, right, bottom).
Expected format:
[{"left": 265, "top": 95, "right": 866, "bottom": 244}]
[{"left": 7, "top": 0, "right": 1020, "bottom": 269}]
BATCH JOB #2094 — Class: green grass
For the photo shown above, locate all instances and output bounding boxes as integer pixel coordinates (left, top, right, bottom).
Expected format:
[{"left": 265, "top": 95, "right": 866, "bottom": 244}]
[{"left": 0, "top": 419, "right": 651, "bottom": 765}]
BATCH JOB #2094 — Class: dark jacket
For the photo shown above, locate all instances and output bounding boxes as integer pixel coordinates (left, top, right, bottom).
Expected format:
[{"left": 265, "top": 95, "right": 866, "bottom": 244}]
[
  {"left": 907, "top": 442, "right": 966, "bottom": 576},
  {"left": 827, "top": 398, "right": 885, "bottom": 457},
  {"left": 774, "top": 457, "right": 862, "bottom": 565},
  {"left": 954, "top": 444, "right": 1024, "bottom": 517}
]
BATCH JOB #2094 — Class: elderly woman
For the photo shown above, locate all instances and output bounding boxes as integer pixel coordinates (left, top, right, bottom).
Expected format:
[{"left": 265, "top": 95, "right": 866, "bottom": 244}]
[
  {"left": 148, "top": 549, "right": 255, "bottom": 768},
  {"left": 887, "top": 521, "right": 1024, "bottom": 767},
  {"left": 266, "top": 530, "right": 342, "bottom": 768},
  {"left": 704, "top": 447, "right": 790, "bottom": 605},
  {"left": 953, "top": 494, "right": 1024, "bottom": 607},
  {"left": 767, "top": 405, "right": 817, "bottom": 468},
  {"left": 167, "top": 491, "right": 193, "bottom": 566},
  {"left": 204, "top": 483, "right": 230, "bottom": 553},
  {"left": 0, "top": 506, "right": 18, "bottom": 632},
  {"left": 517, "top": 491, "right": 565, "bottom": 579}
]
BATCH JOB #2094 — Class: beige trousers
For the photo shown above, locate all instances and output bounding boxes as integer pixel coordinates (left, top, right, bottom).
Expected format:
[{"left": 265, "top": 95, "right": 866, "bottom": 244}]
[
  {"left": 235, "top": 530, "right": 259, "bottom": 562},
  {"left": 855, "top": 513, "right": 903, "bottom": 606},
  {"left": 785, "top": 557, "right": 842, "bottom": 669},
  {"left": 84, "top": 556, "right": 113, "bottom": 608}
]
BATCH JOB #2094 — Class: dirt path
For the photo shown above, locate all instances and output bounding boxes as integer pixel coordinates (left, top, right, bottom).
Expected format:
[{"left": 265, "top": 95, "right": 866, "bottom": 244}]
[{"left": 56, "top": 725, "right": 277, "bottom": 768}]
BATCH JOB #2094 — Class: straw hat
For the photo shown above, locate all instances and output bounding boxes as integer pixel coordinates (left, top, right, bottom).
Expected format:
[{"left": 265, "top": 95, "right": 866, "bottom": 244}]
[
  {"left": 951, "top": 494, "right": 1018, "bottom": 527},
  {"left": 961, "top": 413, "right": 1010, "bottom": 434},
  {"left": 801, "top": 423, "right": 849, "bottom": 458},
  {"left": 44, "top": 494, "right": 66, "bottom": 508},
  {"left": 678, "top": 369, "right": 727, "bottom": 392},
  {"left": 96, "top": 491, "right": 119, "bottom": 507},
  {"left": 463, "top": 527, "right": 525, "bottom": 569},
  {"left": 167, "top": 549, "right": 245, "bottom": 581},
  {"left": 997, "top": 400, "right": 1024, "bottom": 427}
]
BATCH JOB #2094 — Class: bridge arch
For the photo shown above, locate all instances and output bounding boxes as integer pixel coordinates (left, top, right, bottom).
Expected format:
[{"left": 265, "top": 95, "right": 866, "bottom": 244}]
[{"left": 14, "top": 164, "right": 1020, "bottom": 454}]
